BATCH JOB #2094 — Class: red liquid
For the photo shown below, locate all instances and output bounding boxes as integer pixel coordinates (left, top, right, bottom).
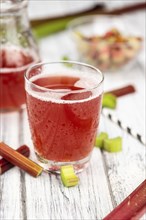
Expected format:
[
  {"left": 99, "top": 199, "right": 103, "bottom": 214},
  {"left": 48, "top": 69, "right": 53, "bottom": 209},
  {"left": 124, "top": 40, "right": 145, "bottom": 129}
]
[
  {"left": 0, "top": 47, "right": 36, "bottom": 110},
  {"left": 26, "top": 75, "right": 102, "bottom": 162}
]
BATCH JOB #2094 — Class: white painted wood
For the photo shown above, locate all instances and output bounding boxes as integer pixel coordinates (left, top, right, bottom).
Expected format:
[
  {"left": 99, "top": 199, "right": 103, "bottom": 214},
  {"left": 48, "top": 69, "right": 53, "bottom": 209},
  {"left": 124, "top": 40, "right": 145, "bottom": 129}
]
[
  {"left": 0, "top": 112, "right": 23, "bottom": 220},
  {"left": 0, "top": 9, "right": 145, "bottom": 220},
  {"left": 100, "top": 116, "right": 146, "bottom": 204}
]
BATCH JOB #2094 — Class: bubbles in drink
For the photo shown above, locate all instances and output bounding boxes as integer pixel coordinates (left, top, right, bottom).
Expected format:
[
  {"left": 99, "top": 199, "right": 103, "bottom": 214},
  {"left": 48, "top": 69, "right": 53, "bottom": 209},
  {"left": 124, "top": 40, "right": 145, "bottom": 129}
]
[{"left": 26, "top": 73, "right": 103, "bottom": 162}]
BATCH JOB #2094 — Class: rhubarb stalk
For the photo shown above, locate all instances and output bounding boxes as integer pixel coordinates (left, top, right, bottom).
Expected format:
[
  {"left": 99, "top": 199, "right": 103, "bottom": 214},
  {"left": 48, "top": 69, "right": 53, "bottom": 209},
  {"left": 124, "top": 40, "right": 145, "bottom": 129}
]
[
  {"left": 0, "top": 142, "right": 43, "bottom": 177},
  {"left": 103, "top": 180, "right": 146, "bottom": 220},
  {"left": 105, "top": 85, "right": 136, "bottom": 97},
  {"left": 0, "top": 145, "right": 30, "bottom": 175}
]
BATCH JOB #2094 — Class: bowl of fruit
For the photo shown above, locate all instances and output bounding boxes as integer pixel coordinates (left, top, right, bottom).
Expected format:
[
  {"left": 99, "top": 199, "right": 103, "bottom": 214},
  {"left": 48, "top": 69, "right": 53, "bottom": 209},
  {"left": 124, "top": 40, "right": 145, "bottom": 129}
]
[{"left": 68, "top": 15, "right": 143, "bottom": 72}]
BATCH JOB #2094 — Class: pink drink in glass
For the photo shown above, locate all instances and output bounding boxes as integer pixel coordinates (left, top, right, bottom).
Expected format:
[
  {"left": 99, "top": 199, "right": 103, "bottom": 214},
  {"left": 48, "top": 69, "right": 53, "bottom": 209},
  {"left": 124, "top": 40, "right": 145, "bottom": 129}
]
[{"left": 25, "top": 62, "right": 103, "bottom": 172}]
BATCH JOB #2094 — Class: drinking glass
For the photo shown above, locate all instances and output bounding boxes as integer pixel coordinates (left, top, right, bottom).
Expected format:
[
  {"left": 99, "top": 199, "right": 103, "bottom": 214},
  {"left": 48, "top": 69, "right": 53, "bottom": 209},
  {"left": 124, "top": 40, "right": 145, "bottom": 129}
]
[{"left": 25, "top": 61, "right": 104, "bottom": 173}]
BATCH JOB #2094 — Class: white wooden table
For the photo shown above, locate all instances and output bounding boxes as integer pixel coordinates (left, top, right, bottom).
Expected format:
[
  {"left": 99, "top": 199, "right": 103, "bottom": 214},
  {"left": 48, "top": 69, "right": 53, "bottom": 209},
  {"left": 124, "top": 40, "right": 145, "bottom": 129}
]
[{"left": 0, "top": 10, "right": 146, "bottom": 220}]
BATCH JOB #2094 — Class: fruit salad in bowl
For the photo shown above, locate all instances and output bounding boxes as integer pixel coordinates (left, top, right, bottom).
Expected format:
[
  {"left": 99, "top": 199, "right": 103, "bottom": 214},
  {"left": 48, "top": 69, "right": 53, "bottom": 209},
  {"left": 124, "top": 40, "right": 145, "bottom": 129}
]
[{"left": 69, "top": 15, "right": 143, "bottom": 72}]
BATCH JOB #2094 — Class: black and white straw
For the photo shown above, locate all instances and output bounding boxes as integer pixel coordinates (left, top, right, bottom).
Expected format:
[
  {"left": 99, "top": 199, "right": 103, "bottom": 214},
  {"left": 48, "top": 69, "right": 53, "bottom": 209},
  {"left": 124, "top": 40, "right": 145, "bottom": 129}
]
[{"left": 102, "top": 110, "right": 146, "bottom": 146}]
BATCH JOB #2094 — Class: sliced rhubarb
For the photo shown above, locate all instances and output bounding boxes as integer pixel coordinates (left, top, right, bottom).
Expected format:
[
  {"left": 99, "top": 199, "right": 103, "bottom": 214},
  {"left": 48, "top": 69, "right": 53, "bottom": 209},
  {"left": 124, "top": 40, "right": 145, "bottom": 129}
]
[
  {"left": 102, "top": 93, "right": 117, "bottom": 109},
  {"left": 103, "top": 137, "right": 122, "bottom": 152},
  {"left": 95, "top": 132, "right": 108, "bottom": 148},
  {"left": 61, "top": 165, "right": 79, "bottom": 187}
]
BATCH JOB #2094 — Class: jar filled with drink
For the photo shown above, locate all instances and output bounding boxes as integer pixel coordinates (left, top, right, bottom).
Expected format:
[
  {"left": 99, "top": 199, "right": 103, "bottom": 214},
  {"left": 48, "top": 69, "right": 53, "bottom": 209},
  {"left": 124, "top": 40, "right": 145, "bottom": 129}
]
[{"left": 0, "top": 0, "right": 39, "bottom": 111}]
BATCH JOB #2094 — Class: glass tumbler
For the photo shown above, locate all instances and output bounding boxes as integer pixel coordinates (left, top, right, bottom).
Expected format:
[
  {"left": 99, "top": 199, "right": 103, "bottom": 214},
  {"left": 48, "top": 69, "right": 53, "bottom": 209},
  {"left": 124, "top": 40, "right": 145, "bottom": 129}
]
[{"left": 25, "top": 61, "right": 104, "bottom": 173}]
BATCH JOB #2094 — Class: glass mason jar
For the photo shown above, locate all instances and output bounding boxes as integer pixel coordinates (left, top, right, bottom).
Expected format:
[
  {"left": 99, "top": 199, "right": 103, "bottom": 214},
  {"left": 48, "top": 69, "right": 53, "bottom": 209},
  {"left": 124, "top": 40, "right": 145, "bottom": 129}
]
[{"left": 0, "top": 0, "right": 39, "bottom": 111}]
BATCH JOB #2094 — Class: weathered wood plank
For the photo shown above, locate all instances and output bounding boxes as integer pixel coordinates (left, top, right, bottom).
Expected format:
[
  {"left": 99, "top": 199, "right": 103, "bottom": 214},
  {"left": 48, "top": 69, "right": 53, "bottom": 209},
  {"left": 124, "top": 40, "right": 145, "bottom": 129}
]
[
  {"left": 100, "top": 115, "right": 146, "bottom": 208},
  {"left": 0, "top": 112, "right": 23, "bottom": 220}
]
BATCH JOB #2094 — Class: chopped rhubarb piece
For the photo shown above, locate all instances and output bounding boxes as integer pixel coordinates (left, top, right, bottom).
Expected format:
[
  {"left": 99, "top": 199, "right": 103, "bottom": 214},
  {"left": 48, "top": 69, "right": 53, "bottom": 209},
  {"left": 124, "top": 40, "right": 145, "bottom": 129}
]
[
  {"left": 61, "top": 165, "right": 79, "bottom": 187},
  {"left": 95, "top": 132, "right": 108, "bottom": 148},
  {"left": 102, "top": 93, "right": 117, "bottom": 109},
  {"left": 103, "top": 137, "right": 122, "bottom": 152}
]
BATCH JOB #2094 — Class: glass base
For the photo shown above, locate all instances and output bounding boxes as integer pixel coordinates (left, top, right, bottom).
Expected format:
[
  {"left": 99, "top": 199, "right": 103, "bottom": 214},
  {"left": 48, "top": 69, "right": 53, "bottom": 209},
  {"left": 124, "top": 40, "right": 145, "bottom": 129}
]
[{"left": 35, "top": 151, "right": 91, "bottom": 174}]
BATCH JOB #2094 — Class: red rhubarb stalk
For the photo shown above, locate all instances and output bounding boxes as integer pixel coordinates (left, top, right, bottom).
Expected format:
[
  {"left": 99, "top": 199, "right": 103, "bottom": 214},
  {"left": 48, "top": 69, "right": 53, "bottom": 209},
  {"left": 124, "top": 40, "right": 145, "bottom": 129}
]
[
  {"left": 0, "top": 142, "right": 43, "bottom": 177},
  {"left": 105, "top": 85, "right": 136, "bottom": 97},
  {"left": 103, "top": 180, "right": 146, "bottom": 220},
  {"left": 0, "top": 145, "right": 30, "bottom": 174}
]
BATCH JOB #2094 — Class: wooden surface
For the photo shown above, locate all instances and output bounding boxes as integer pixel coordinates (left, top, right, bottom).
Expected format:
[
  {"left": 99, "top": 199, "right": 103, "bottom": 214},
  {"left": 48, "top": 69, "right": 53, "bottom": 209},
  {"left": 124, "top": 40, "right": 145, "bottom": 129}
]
[{"left": 0, "top": 9, "right": 146, "bottom": 220}]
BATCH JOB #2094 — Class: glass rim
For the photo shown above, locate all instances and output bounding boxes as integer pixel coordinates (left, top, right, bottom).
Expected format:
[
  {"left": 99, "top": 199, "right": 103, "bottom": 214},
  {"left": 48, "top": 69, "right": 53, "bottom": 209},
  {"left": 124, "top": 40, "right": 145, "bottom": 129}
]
[{"left": 25, "top": 60, "right": 104, "bottom": 94}]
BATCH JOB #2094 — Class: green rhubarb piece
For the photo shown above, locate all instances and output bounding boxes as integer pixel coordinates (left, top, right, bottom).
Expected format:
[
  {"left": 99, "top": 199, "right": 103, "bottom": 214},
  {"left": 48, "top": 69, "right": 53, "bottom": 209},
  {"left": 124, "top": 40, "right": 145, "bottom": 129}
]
[
  {"left": 95, "top": 132, "right": 108, "bottom": 148},
  {"left": 103, "top": 137, "right": 122, "bottom": 152},
  {"left": 61, "top": 165, "right": 79, "bottom": 187},
  {"left": 102, "top": 93, "right": 117, "bottom": 109}
]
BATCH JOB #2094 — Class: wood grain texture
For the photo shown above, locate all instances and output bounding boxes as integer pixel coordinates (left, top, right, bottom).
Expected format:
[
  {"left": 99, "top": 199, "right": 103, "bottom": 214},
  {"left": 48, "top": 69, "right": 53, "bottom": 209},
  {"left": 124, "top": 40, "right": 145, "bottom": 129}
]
[{"left": 0, "top": 112, "right": 23, "bottom": 220}]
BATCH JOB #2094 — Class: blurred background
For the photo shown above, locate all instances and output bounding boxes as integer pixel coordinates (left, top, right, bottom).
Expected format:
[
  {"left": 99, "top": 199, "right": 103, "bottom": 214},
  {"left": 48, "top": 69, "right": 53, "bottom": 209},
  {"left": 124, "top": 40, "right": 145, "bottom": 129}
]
[
  {"left": 28, "top": 0, "right": 145, "bottom": 70},
  {"left": 28, "top": 0, "right": 146, "bottom": 20}
]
